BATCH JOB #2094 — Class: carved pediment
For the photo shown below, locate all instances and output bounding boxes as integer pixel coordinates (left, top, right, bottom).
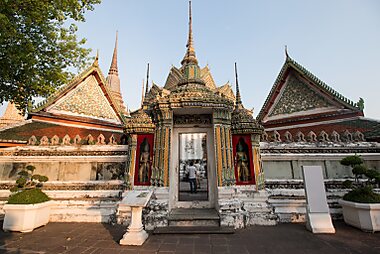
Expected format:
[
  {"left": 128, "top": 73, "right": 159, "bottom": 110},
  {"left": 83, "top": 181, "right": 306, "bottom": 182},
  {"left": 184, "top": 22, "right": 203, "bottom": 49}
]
[
  {"left": 47, "top": 76, "right": 120, "bottom": 123},
  {"left": 269, "top": 74, "right": 335, "bottom": 117}
]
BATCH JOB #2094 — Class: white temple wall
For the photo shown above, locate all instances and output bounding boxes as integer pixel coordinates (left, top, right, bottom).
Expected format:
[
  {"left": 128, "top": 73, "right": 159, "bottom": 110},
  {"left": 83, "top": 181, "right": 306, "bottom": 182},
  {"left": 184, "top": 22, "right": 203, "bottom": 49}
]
[
  {"left": 1, "top": 144, "right": 380, "bottom": 227},
  {"left": 0, "top": 145, "right": 128, "bottom": 181},
  {"left": 262, "top": 153, "right": 380, "bottom": 180}
]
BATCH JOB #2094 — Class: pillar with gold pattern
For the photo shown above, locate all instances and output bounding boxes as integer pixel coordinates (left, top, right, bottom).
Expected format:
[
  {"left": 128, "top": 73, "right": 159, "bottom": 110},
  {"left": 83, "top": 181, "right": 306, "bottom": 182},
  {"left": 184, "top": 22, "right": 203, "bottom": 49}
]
[
  {"left": 213, "top": 109, "right": 235, "bottom": 186},
  {"left": 152, "top": 107, "right": 173, "bottom": 187}
]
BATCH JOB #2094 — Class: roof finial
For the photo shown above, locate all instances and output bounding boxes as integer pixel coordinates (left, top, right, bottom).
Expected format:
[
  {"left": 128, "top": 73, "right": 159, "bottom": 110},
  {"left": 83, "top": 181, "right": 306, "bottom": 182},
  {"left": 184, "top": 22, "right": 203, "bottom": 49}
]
[
  {"left": 145, "top": 63, "right": 150, "bottom": 95},
  {"left": 141, "top": 79, "right": 145, "bottom": 106},
  {"left": 108, "top": 31, "right": 118, "bottom": 75},
  {"left": 235, "top": 62, "right": 242, "bottom": 107},
  {"left": 93, "top": 49, "right": 99, "bottom": 67},
  {"left": 285, "top": 45, "right": 289, "bottom": 58},
  {"left": 181, "top": 1, "right": 198, "bottom": 66}
]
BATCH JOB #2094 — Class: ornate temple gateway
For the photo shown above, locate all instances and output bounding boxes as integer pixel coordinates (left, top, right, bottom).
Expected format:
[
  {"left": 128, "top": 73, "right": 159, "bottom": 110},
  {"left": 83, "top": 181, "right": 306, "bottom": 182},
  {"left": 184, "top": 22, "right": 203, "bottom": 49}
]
[
  {"left": 123, "top": 3, "right": 267, "bottom": 226},
  {"left": 0, "top": 2, "right": 379, "bottom": 228}
]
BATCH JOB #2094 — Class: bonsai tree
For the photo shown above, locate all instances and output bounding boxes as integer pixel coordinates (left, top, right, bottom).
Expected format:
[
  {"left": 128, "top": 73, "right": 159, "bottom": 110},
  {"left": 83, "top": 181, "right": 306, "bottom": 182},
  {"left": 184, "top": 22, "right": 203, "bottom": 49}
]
[
  {"left": 340, "top": 155, "right": 380, "bottom": 203},
  {"left": 8, "top": 165, "right": 50, "bottom": 204}
]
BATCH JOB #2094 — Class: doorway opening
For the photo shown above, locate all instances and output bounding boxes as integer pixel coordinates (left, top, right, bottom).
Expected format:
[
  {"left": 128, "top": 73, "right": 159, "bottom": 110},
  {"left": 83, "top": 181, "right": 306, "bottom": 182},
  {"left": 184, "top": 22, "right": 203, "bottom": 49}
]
[{"left": 178, "top": 133, "right": 208, "bottom": 201}]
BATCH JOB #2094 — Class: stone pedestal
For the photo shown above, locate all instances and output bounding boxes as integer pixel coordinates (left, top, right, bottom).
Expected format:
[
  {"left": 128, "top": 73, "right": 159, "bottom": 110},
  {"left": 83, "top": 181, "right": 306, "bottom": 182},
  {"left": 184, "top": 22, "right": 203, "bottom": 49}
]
[
  {"left": 119, "top": 206, "right": 148, "bottom": 245},
  {"left": 119, "top": 190, "right": 153, "bottom": 246}
]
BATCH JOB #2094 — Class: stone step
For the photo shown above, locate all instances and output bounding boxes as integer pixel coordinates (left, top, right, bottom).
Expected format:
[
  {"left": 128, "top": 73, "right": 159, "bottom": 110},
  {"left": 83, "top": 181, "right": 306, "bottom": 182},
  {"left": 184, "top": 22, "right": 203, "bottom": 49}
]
[
  {"left": 153, "top": 226, "right": 234, "bottom": 234},
  {"left": 168, "top": 208, "right": 220, "bottom": 227}
]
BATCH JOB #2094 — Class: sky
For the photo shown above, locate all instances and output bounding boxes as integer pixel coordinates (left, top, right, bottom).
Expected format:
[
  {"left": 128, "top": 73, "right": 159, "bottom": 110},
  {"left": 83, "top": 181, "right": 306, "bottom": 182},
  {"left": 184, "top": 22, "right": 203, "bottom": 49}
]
[{"left": 1, "top": 0, "right": 380, "bottom": 119}]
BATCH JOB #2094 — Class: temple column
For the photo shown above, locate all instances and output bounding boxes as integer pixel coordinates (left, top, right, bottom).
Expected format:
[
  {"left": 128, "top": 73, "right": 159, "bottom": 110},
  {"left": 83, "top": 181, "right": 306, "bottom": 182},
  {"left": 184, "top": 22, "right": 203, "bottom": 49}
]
[
  {"left": 126, "top": 134, "right": 137, "bottom": 188},
  {"left": 213, "top": 109, "right": 234, "bottom": 186},
  {"left": 251, "top": 132, "right": 265, "bottom": 190},
  {"left": 152, "top": 107, "right": 172, "bottom": 187},
  {"left": 152, "top": 124, "right": 162, "bottom": 186}
]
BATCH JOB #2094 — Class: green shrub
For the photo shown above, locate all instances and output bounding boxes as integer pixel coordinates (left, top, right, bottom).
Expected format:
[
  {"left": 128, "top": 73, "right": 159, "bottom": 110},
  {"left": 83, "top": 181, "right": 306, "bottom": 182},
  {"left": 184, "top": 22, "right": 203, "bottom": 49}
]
[
  {"left": 375, "top": 176, "right": 380, "bottom": 185},
  {"left": 31, "top": 174, "right": 41, "bottom": 180},
  {"left": 340, "top": 155, "right": 380, "bottom": 203},
  {"left": 352, "top": 165, "right": 367, "bottom": 177},
  {"left": 17, "top": 170, "right": 29, "bottom": 177},
  {"left": 38, "top": 175, "right": 49, "bottom": 182},
  {"left": 7, "top": 189, "right": 50, "bottom": 204},
  {"left": 365, "top": 169, "right": 380, "bottom": 181},
  {"left": 340, "top": 155, "right": 363, "bottom": 167},
  {"left": 343, "top": 186, "right": 380, "bottom": 203},
  {"left": 8, "top": 165, "right": 50, "bottom": 204},
  {"left": 342, "top": 180, "right": 353, "bottom": 189},
  {"left": 16, "top": 177, "right": 26, "bottom": 187}
]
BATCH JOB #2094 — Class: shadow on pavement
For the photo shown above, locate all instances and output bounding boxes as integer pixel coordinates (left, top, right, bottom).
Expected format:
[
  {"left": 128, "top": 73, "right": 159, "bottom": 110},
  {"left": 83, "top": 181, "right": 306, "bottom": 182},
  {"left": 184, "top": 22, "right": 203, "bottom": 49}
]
[{"left": 0, "top": 219, "right": 21, "bottom": 254}]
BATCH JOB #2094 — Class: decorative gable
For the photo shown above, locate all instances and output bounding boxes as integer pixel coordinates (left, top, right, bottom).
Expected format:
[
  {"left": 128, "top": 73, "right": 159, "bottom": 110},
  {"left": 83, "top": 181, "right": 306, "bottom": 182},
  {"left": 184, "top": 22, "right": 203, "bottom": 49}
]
[
  {"left": 269, "top": 74, "right": 334, "bottom": 117},
  {"left": 47, "top": 75, "right": 120, "bottom": 123},
  {"left": 258, "top": 55, "right": 362, "bottom": 123},
  {"left": 214, "top": 82, "right": 235, "bottom": 102},
  {"left": 200, "top": 66, "right": 217, "bottom": 89},
  {"left": 164, "top": 67, "right": 182, "bottom": 91}
]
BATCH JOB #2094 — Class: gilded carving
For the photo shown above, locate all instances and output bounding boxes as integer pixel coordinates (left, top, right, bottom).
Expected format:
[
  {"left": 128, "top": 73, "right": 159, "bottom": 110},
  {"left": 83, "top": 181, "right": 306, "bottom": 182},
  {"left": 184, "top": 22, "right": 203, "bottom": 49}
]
[
  {"left": 174, "top": 114, "right": 212, "bottom": 125},
  {"left": 270, "top": 75, "right": 332, "bottom": 116}
]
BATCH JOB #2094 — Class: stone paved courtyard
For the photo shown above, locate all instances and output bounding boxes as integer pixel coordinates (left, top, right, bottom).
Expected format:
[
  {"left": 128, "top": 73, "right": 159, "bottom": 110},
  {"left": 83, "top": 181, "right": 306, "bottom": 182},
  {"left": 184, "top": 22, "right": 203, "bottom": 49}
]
[{"left": 0, "top": 221, "right": 379, "bottom": 254}]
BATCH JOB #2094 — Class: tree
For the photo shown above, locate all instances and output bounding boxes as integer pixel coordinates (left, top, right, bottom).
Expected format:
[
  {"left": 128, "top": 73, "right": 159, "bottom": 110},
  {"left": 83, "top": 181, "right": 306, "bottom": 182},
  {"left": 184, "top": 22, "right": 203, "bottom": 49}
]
[{"left": 0, "top": 0, "right": 101, "bottom": 114}]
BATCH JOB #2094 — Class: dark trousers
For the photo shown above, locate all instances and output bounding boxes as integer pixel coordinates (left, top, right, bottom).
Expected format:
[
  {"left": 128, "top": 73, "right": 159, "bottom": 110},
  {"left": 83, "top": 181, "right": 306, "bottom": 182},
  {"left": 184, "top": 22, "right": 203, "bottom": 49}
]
[{"left": 189, "top": 178, "right": 197, "bottom": 193}]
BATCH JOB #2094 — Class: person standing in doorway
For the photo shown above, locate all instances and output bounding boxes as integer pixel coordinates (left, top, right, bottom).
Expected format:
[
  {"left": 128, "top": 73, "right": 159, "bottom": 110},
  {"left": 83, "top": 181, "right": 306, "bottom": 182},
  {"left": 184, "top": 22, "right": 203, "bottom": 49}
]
[
  {"left": 194, "top": 160, "right": 201, "bottom": 189},
  {"left": 187, "top": 161, "right": 197, "bottom": 193}
]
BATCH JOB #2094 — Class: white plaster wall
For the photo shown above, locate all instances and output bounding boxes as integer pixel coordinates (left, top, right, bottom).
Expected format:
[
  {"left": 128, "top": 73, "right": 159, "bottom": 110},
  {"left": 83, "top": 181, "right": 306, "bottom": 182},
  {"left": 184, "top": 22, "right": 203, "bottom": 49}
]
[
  {"left": 0, "top": 145, "right": 128, "bottom": 181},
  {"left": 262, "top": 153, "right": 380, "bottom": 179}
]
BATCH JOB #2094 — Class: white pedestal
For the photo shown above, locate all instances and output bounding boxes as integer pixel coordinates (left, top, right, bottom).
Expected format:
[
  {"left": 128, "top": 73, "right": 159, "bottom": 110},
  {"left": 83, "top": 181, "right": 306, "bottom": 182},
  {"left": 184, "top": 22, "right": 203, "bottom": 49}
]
[
  {"left": 119, "top": 207, "right": 149, "bottom": 246},
  {"left": 119, "top": 190, "right": 152, "bottom": 246}
]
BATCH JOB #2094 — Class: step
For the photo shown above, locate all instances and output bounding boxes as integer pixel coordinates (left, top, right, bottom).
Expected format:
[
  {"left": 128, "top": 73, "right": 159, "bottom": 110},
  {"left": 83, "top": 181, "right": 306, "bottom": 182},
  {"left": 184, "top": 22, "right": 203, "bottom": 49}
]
[
  {"left": 153, "top": 226, "right": 234, "bottom": 234},
  {"left": 168, "top": 208, "right": 220, "bottom": 227}
]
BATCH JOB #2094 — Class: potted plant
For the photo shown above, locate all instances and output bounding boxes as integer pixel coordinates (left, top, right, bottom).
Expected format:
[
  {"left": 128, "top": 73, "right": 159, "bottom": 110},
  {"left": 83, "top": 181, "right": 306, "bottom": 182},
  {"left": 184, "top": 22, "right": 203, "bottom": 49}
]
[
  {"left": 339, "top": 155, "right": 380, "bottom": 232},
  {"left": 3, "top": 165, "right": 51, "bottom": 233}
]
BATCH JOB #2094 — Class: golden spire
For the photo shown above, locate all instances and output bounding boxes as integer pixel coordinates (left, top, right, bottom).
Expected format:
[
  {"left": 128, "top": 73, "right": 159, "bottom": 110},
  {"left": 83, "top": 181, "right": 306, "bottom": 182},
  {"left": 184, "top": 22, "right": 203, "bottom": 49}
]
[
  {"left": 141, "top": 79, "right": 145, "bottom": 106},
  {"left": 106, "top": 32, "right": 121, "bottom": 94},
  {"left": 108, "top": 31, "right": 118, "bottom": 75},
  {"left": 235, "top": 62, "right": 243, "bottom": 108},
  {"left": 181, "top": 1, "right": 198, "bottom": 66}
]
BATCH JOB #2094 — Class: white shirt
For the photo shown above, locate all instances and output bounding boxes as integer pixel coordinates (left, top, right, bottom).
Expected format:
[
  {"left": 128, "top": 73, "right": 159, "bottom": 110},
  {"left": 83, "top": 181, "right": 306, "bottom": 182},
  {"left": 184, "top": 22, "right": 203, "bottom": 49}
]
[{"left": 187, "top": 165, "right": 197, "bottom": 179}]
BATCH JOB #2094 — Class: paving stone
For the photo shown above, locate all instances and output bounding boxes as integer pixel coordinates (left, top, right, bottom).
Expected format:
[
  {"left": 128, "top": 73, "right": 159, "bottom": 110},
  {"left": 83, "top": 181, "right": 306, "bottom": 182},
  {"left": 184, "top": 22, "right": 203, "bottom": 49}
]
[
  {"left": 1, "top": 221, "right": 380, "bottom": 254},
  {"left": 159, "top": 243, "right": 177, "bottom": 252},
  {"left": 64, "top": 246, "right": 89, "bottom": 254}
]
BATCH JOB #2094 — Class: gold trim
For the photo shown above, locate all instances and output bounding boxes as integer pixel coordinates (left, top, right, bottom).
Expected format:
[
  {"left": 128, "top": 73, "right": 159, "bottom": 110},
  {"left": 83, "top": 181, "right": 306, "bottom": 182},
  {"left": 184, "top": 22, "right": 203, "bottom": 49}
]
[
  {"left": 215, "top": 126, "right": 222, "bottom": 186},
  {"left": 164, "top": 127, "right": 170, "bottom": 186}
]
